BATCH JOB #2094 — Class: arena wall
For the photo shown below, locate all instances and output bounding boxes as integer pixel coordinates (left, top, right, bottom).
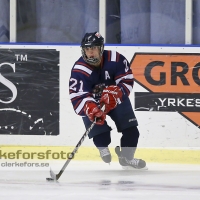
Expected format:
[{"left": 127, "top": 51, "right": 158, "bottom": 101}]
[{"left": 0, "top": 44, "right": 199, "bottom": 164}]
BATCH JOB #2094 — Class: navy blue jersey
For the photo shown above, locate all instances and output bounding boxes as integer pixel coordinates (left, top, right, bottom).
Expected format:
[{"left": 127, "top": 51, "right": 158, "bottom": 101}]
[{"left": 69, "top": 50, "right": 134, "bottom": 116}]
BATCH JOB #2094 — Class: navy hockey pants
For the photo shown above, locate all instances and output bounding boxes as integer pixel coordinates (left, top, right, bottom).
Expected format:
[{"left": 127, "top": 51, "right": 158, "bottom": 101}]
[{"left": 82, "top": 97, "right": 139, "bottom": 140}]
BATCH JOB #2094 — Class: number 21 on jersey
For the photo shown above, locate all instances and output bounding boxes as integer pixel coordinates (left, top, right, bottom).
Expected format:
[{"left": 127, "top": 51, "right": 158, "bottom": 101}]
[{"left": 69, "top": 78, "right": 83, "bottom": 92}]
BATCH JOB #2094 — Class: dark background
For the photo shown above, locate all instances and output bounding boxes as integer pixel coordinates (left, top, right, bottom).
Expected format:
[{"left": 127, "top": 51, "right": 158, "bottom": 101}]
[{"left": 0, "top": 49, "right": 59, "bottom": 135}]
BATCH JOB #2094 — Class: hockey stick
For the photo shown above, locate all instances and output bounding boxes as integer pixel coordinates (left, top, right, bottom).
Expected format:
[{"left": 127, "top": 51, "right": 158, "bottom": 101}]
[{"left": 46, "top": 105, "right": 105, "bottom": 182}]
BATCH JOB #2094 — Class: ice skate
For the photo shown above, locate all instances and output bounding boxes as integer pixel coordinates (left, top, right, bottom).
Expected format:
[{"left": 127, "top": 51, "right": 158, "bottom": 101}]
[
  {"left": 99, "top": 147, "right": 111, "bottom": 163},
  {"left": 115, "top": 146, "right": 147, "bottom": 170}
]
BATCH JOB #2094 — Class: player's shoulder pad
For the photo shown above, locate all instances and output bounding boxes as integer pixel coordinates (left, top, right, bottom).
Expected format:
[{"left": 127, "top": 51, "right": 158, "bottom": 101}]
[
  {"left": 72, "top": 59, "right": 94, "bottom": 77},
  {"left": 104, "top": 50, "right": 121, "bottom": 62}
]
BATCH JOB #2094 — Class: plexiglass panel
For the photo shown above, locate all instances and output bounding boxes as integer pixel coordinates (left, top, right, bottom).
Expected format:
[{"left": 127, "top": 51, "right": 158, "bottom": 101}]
[
  {"left": 193, "top": 0, "right": 200, "bottom": 44},
  {"left": 16, "top": 0, "right": 99, "bottom": 43},
  {"left": 1, "top": 0, "right": 200, "bottom": 44},
  {"left": 0, "top": 0, "right": 9, "bottom": 42}
]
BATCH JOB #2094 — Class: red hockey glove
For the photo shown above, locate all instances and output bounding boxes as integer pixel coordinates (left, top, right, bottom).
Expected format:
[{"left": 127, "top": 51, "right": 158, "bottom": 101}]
[
  {"left": 84, "top": 102, "right": 106, "bottom": 125},
  {"left": 100, "top": 85, "right": 123, "bottom": 113}
]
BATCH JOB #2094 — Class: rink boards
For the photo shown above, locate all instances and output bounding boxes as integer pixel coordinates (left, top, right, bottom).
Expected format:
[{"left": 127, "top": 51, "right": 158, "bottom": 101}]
[
  {"left": 0, "top": 146, "right": 200, "bottom": 164},
  {"left": 0, "top": 44, "right": 199, "bottom": 164}
]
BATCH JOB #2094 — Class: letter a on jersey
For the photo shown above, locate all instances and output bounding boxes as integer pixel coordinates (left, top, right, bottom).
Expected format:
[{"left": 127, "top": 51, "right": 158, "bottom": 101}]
[{"left": 105, "top": 71, "right": 110, "bottom": 80}]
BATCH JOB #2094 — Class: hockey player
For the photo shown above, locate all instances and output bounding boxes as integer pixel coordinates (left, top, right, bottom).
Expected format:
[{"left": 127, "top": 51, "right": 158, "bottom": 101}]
[{"left": 69, "top": 31, "right": 146, "bottom": 169}]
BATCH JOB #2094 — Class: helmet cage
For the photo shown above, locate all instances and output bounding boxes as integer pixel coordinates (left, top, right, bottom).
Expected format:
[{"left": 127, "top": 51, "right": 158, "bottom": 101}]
[{"left": 81, "top": 45, "right": 104, "bottom": 65}]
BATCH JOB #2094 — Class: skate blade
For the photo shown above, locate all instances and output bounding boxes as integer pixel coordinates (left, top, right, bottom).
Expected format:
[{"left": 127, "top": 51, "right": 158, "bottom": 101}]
[{"left": 122, "top": 166, "right": 148, "bottom": 170}]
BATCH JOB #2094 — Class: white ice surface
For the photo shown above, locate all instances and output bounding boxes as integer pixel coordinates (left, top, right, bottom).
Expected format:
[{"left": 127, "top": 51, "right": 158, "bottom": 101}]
[{"left": 0, "top": 161, "right": 200, "bottom": 200}]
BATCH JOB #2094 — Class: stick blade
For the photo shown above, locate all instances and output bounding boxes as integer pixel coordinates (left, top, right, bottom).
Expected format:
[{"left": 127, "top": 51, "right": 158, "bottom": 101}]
[{"left": 46, "top": 177, "right": 55, "bottom": 182}]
